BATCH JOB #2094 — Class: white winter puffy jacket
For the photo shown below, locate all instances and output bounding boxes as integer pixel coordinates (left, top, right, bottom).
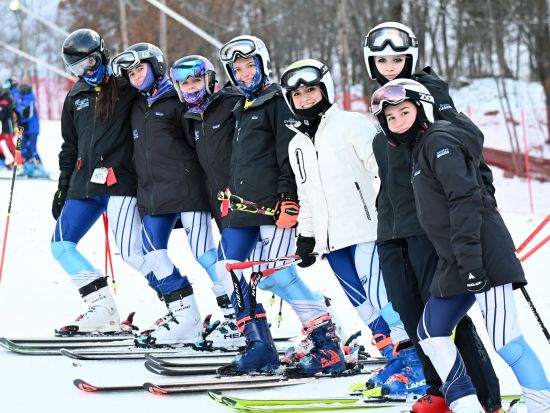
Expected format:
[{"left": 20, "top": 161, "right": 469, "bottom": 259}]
[{"left": 288, "top": 104, "right": 380, "bottom": 254}]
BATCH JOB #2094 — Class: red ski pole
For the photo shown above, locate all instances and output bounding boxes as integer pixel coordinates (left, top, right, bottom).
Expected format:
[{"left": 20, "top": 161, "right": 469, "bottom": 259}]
[
  {"left": 102, "top": 213, "right": 116, "bottom": 293},
  {"left": 0, "top": 127, "right": 23, "bottom": 285},
  {"left": 516, "top": 214, "right": 550, "bottom": 255}
]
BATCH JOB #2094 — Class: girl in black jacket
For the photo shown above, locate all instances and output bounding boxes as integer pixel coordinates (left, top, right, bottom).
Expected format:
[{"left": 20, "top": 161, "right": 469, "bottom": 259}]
[
  {"left": 111, "top": 43, "right": 214, "bottom": 348},
  {"left": 372, "top": 78, "right": 550, "bottom": 413},
  {"left": 171, "top": 55, "right": 246, "bottom": 351},
  {"left": 51, "top": 29, "right": 144, "bottom": 336},
  {"left": 213, "top": 35, "right": 344, "bottom": 376}
]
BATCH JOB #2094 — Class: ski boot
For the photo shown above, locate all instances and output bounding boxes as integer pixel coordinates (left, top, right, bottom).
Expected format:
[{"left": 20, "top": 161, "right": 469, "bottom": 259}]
[
  {"left": 30, "top": 158, "right": 48, "bottom": 178},
  {"left": 281, "top": 334, "right": 313, "bottom": 366},
  {"left": 55, "top": 277, "right": 122, "bottom": 336},
  {"left": 218, "top": 308, "right": 280, "bottom": 375},
  {"left": 521, "top": 387, "right": 550, "bottom": 413},
  {"left": 198, "top": 313, "right": 246, "bottom": 351},
  {"left": 135, "top": 285, "right": 202, "bottom": 347},
  {"left": 411, "top": 390, "right": 450, "bottom": 413},
  {"left": 293, "top": 314, "right": 347, "bottom": 375},
  {"left": 449, "top": 394, "right": 485, "bottom": 413},
  {"left": 367, "top": 334, "right": 404, "bottom": 387},
  {"left": 382, "top": 345, "right": 428, "bottom": 395}
]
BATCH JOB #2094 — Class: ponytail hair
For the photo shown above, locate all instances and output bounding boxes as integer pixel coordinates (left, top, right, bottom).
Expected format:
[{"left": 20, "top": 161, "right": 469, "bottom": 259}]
[{"left": 96, "top": 76, "right": 119, "bottom": 122}]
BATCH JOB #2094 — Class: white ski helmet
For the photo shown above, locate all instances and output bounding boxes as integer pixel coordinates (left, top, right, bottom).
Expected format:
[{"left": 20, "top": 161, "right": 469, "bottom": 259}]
[
  {"left": 363, "top": 22, "right": 418, "bottom": 80},
  {"left": 219, "top": 35, "right": 271, "bottom": 86},
  {"left": 371, "top": 78, "right": 434, "bottom": 124},
  {"left": 280, "top": 58, "right": 334, "bottom": 114}
]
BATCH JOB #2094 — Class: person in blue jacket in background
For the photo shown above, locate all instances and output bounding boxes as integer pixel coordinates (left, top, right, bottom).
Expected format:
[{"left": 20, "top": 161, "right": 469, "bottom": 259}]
[{"left": 18, "top": 83, "right": 47, "bottom": 178}]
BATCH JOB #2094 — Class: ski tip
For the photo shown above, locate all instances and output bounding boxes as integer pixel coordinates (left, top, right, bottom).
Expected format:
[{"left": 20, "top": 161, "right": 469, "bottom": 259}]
[
  {"left": 143, "top": 383, "right": 167, "bottom": 395},
  {"left": 220, "top": 396, "right": 238, "bottom": 407},
  {"left": 208, "top": 391, "right": 223, "bottom": 403},
  {"left": 74, "top": 379, "right": 98, "bottom": 392}
]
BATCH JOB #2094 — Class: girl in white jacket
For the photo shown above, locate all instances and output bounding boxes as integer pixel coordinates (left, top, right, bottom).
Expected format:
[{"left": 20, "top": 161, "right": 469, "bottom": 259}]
[{"left": 281, "top": 59, "right": 425, "bottom": 394}]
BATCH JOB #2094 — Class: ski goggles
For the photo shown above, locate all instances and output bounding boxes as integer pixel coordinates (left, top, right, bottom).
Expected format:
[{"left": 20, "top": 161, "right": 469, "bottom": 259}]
[
  {"left": 170, "top": 59, "right": 207, "bottom": 82},
  {"left": 220, "top": 38, "right": 257, "bottom": 63},
  {"left": 364, "top": 27, "right": 417, "bottom": 52},
  {"left": 111, "top": 50, "right": 152, "bottom": 77},
  {"left": 67, "top": 51, "right": 102, "bottom": 76},
  {"left": 280, "top": 65, "right": 328, "bottom": 91},
  {"left": 371, "top": 84, "right": 411, "bottom": 115}
]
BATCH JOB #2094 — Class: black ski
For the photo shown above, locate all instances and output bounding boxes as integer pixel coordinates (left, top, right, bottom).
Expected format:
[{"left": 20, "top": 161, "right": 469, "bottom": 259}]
[
  {"left": 73, "top": 375, "right": 311, "bottom": 393},
  {"left": 144, "top": 360, "right": 220, "bottom": 376},
  {"left": 144, "top": 377, "right": 314, "bottom": 395}
]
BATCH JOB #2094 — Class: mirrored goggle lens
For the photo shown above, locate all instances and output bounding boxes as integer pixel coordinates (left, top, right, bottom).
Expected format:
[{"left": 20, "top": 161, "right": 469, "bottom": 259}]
[
  {"left": 281, "top": 66, "right": 322, "bottom": 90},
  {"left": 68, "top": 51, "right": 102, "bottom": 76},
  {"left": 170, "top": 60, "right": 205, "bottom": 82},
  {"left": 371, "top": 85, "right": 407, "bottom": 114},
  {"left": 220, "top": 39, "right": 256, "bottom": 62},
  {"left": 365, "top": 27, "right": 413, "bottom": 52},
  {"left": 111, "top": 51, "right": 140, "bottom": 76}
]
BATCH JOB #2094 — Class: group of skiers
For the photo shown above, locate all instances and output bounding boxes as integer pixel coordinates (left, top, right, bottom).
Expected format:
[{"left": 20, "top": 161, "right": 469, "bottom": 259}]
[
  {"left": 50, "top": 22, "right": 550, "bottom": 413},
  {"left": 0, "top": 78, "right": 46, "bottom": 177}
]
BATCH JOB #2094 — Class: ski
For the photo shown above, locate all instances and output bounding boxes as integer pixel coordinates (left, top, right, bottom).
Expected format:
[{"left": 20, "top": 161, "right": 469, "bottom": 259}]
[
  {"left": 208, "top": 391, "right": 361, "bottom": 406},
  {"left": 144, "top": 353, "right": 384, "bottom": 370},
  {"left": 7, "top": 335, "right": 134, "bottom": 344},
  {"left": 73, "top": 375, "right": 310, "bottom": 393},
  {"left": 0, "top": 337, "right": 134, "bottom": 351},
  {"left": 144, "top": 377, "right": 314, "bottom": 395},
  {"left": 209, "top": 392, "right": 404, "bottom": 411},
  {"left": 208, "top": 392, "right": 524, "bottom": 412},
  {"left": 144, "top": 360, "right": 220, "bottom": 376},
  {"left": 61, "top": 347, "right": 247, "bottom": 360}
]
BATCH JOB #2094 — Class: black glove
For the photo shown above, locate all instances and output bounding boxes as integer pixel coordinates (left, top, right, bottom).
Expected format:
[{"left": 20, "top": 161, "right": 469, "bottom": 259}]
[
  {"left": 51, "top": 187, "right": 67, "bottom": 220},
  {"left": 461, "top": 268, "right": 491, "bottom": 293},
  {"left": 296, "top": 235, "right": 316, "bottom": 268}
]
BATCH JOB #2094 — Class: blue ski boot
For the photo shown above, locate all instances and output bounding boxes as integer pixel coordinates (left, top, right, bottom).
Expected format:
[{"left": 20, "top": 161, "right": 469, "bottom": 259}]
[
  {"left": 367, "top": 317, "right": 404, "bottom": 387},
  {"left": 383, "top": 346, "right": 428, "bottom": 395},
  {"left": 220, "top": 309, "right": 280, "bottom": 375},
  {"left": 294, "top": 315, "right": 346, "bottom": 375}
]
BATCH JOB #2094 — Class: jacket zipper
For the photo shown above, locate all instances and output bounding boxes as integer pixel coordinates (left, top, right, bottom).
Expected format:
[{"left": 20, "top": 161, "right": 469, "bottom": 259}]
[
  {"left": 354, "top": 182, "right": 371, "bottom": 220},
  {"left": 87, "top": 93, "right": 98, "bottom": 198},
  {"left": 144, "top": 105, "right": 156, "bottom": 214},
  {"left": 386, "top": 147, "right": 397, "bottom": 238}
]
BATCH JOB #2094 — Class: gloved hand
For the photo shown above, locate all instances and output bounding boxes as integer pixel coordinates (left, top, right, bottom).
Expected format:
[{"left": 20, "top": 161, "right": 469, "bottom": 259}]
[
  {"left": 296, "top": 235, "right": 316, "bottom": 268},
  {"left": 274, "top": 193, "right": 299, "bottom": 228},
  {"left": 51, "top": 187, "right": 68, "bottom": 220},
  {"left": 461, "top": 268, "right": 491, "bottom": 293}
]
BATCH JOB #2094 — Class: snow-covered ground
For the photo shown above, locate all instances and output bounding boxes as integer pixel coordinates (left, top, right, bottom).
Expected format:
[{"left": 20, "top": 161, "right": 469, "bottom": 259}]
[{"left": 0, "top": 120, "right": 548, "bottom": 413}]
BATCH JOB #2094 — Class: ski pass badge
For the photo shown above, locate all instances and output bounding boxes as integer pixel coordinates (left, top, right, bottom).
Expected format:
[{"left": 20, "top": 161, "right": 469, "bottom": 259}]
[{"left": 90, "top": 167, "right": 109, "bottom": 184}]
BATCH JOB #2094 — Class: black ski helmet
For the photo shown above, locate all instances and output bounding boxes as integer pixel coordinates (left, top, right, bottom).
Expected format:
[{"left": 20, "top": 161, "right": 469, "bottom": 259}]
[
  {"left": 111, "top": 43, "right": 166, "bottom": 78},
  {"left": 62, "top": 28, "right": 109, "bottom": 68}
]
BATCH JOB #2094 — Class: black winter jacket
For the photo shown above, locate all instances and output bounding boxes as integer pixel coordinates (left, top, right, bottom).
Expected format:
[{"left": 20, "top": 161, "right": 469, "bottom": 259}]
[
  {"left": 184, "top": 86, "right": 242, "bottom": 228},
  {"left": 373, "top": 67, "right": 495, "bottom": 242},
  {"left": 224, "top": 83, "right": 298, "bottom": 228},
  {"left": 59, "top": 77, "right": 139, "bottom": 199},
  {"left": 131, "top": 89, "right": 210, "bottom": 217},
  {"left": 411, "top": 119, "right": 526, "bottom": 297}
]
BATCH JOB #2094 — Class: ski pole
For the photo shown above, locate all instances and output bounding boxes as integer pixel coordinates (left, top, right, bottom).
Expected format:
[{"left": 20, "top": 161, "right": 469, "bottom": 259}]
[
  {"left": 518, "top": 235, "right": 550, "bottom": 263},
  {"left": 516, "top": 214, "right": 549, "bottom": 255},
  {"left": 225, "top": 253, "right": 318, "bottom": 272},
  {"left": 102, "top": 213, "right": 116, "bottom": 293},
  {"left": 520, "top": 286, "right": 550, "bottom": 344},
  {"left": 0, "top": 127, "right": 23, "bottom": 285}
]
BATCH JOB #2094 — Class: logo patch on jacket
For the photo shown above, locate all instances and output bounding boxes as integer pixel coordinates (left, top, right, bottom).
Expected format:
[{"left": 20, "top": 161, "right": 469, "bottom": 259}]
[
  {"left": 436, "top": 148, "right": 450, "bottom": 158},
  {"left": 413, "top": 169, "right": 421, "bottom": 177},
  {"left": 155, "top": 112, "right": 164, "bottom": 117},
  {"left": 251, "top": 115, "right": 259, "bottom": 120},
  {"left": 439, "top": 103, "right": 452, "bottom": 111},
  {"left": 212, "top": 123, "right": 221, "bottom": 129},
  {"left": 284, "top": 117, "right": 297, "bottom": 125},
  {"left": 194, "top": 130, "right": 200, "bottom": 141},
  {"left": 74, "top": 98, "right": 89, "bottom": 111},
  {"left": 132, "top": 129, "right": 139, "bottom": 140}
]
